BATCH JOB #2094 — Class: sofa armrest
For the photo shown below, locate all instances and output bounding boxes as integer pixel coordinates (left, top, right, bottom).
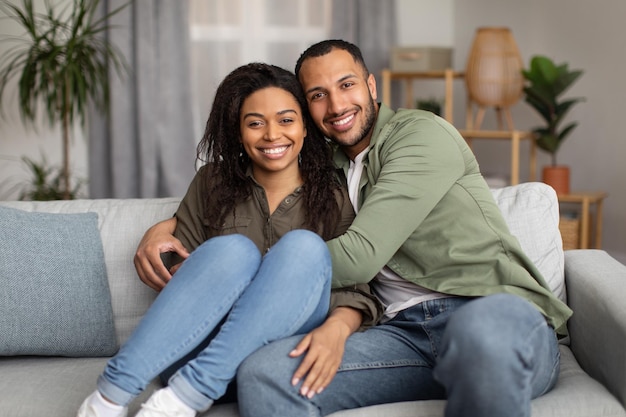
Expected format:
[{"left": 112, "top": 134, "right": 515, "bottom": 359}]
[{"left": 565, "top": 249, "right": 626, "bottom": 409}]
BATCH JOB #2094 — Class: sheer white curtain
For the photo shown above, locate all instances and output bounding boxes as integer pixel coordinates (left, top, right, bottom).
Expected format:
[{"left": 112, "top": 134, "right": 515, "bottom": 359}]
[
  {"left": 187, "top": 0, "right": 332, "bottom": 140},
  {"left": 187, "top": 0, "right": 396, "bottom": 139},
  {"left": 88, "top": 0, "right": 395, "bottom": 198}
]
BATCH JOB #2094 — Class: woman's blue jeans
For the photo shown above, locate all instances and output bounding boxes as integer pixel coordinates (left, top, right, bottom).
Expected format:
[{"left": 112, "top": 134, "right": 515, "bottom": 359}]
[
  {"left": 238, "top": 293, "right": 560, "bottom": 417},
  {"left": 97, "top": 230, "right": 332, "bottom": 412}
]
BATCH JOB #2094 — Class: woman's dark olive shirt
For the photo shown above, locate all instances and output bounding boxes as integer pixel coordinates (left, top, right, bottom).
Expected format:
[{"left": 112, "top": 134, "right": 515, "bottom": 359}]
[{"left": 173, "top": 164, "right": 383, "bottom": 328}]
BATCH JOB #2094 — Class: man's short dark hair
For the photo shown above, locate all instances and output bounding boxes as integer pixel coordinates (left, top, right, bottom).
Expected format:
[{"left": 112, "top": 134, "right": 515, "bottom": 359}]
[{"left": 295, "top": 39, "right": 370, "bottom": 79}]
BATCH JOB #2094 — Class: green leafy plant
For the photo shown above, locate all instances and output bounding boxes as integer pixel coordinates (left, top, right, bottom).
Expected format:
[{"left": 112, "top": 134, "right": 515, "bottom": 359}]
[
  {"left": 522, "top": 55, "right": 584, "bottom": 166},
  {"left": 416, "top": 97, "right": 442, "bottom": 116},
  {"left": 18, "top": 154, "right": 84, "bottom": 200},
  {"left": 0, "top": 0, "right": 128, "bottom": 199}
]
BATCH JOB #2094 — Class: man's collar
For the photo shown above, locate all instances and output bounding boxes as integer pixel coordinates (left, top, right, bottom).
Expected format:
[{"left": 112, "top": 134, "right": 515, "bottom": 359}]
[{"left": 373, "top": 103, "right": 395, "bottom": 145}]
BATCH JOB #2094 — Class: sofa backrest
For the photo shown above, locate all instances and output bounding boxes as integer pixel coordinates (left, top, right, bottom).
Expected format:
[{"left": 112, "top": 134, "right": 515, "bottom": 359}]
[{"left": 1, "top": 181, "right": 564, "bottom": 347}]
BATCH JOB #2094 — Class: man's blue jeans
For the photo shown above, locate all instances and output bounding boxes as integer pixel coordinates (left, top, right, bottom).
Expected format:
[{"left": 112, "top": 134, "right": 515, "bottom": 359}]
[
  {"left": 238, "top": 294, "right": 560, "bottom": 417},
  {"left": 97, "top": 230, "right": 332, "bottom": 412}
]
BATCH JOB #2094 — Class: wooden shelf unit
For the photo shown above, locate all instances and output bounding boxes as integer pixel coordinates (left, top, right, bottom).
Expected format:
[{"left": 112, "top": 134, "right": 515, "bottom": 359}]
[
  {"left": 458, "top": 129, "right": 537, "bottom": 185},
  {"left": 381, "top": 68, "right": 536, "bottom": 185},
  {"left": 381, "top": 68, "right": 464, "bottom": 123}
]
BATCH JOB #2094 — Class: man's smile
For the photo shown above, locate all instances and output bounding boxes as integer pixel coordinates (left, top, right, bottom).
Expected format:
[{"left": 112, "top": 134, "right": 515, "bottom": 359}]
[
  {"left": 332, "top": 113, "right": 355, "bottom": 126},
  {"left": 327, "top": 111, "right": 357, "bottom": 132}
]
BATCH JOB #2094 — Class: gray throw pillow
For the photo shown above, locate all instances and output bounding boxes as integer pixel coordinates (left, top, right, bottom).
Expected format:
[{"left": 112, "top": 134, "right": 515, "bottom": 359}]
[{"left": 0, "top": 205, "right": 117, "bottom": 356}]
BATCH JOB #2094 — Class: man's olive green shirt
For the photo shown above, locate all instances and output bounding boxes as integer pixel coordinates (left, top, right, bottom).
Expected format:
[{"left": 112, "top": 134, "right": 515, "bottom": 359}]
[{"left": 327, "top": 104, "right": 572, "bottom": 336}]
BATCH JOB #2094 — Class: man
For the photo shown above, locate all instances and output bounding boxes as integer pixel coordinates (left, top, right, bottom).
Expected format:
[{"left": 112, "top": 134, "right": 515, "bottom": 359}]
[{"left": 135, "top": 40, "right": 571, "bottom": 417}]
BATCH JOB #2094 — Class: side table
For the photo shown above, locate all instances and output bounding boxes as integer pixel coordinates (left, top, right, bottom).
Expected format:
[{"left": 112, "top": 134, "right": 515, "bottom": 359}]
[{"left": 558, "top": 191, "right": 608, "bottom": 249}]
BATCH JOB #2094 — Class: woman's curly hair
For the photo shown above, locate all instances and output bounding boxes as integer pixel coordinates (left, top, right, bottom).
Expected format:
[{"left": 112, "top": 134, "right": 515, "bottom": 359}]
[{"left": 196, "top": 63, "right": 342, "bottom": 240}]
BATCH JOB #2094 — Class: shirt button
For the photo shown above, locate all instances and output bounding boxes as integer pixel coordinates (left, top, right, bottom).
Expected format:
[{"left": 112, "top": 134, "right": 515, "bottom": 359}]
[{"left": 285, "top": 197, "right": 292, "bottom": 204}]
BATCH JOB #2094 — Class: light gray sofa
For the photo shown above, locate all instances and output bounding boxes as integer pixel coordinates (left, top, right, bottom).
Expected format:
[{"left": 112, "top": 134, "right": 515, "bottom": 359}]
[{"left": 1, "top": 182, "right": 625, "bottom": 417}]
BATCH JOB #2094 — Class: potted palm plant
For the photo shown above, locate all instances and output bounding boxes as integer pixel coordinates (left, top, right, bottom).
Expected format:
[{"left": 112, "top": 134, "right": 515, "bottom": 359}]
[
  {"left": 522, "top": 55, "right": 584, "bottom": 195},
  {"left": 0, "top": 0, "right": 127, "bottom": 199}
]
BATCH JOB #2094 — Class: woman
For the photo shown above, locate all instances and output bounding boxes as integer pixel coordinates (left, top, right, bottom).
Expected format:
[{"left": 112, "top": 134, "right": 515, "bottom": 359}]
[{"left": 77, "top": 63, "right": 379, "bottom": 417}]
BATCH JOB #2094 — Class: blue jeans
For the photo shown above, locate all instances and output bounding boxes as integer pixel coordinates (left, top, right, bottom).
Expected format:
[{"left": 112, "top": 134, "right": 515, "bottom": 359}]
[
  {"left": 97, "top": 230, "right": 332, "bottom": 412},
  {"left": 238, "top": 293, "right": 560, "bottom": 417}
]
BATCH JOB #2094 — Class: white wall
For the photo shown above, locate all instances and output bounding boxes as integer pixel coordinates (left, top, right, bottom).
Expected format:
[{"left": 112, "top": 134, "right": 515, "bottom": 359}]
[
  {"left": 396, "top": 0, "right": 454, "bottom": 47},
  {"left": 449, "top": 0, "right": 626, "bottom": 264}
]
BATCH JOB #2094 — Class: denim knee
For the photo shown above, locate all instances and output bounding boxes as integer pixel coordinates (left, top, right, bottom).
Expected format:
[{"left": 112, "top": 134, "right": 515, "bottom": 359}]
[
  {"left": 270, "top": 230, "right": 331, "bottom": 275},
  {"left": 237, "top": 337, "right": 302, "bottom": 415},
  {"left": 438, "top": 294, "right": 550, "bottom": 373},
  {"left": 435, "top": 294, "right": 558, "bottom": 417},
  {"left": 193, "top": 234, "right": 260, "bottom": 260},
  {"left": 173, "top": 233, "right": 262, "bottom": 292},
  {"left": 445, "top": 294, "right": 544, "bottom": 338},
  {"left": 276, "top": 229, "right": 328, "bottom": 257}
]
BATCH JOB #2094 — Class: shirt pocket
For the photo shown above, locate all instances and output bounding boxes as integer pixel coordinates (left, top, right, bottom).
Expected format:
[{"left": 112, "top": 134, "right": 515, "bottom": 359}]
[{"left": 212, "top": 216, "right": 253, "bottom": 235}]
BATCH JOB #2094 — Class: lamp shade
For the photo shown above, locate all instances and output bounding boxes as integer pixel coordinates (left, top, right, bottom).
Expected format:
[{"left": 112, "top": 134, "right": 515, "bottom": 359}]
[{"left": 465, "top": 27, "right": 524, "bottom": 108}]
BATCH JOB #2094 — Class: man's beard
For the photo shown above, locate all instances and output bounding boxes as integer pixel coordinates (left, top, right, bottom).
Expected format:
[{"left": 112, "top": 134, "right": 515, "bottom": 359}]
[{"left": 328, "top": 97, "right": 377, "bottom": 148}]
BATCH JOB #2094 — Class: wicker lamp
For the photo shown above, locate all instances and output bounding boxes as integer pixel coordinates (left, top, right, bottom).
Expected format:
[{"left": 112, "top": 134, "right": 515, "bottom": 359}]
[{"left": 464, "top": 27, "right": 524, "bottom": 130}]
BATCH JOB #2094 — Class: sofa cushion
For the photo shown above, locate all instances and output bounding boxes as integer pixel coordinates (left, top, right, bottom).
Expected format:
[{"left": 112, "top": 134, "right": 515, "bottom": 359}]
[
  {"left": 0, "top": 206, "right": 117, "bottom": 356},
  {"left": 0, "top": 356, "right": 157, "bottom": 416},
  {"left": 0, "top": 198, "right": 181, "bottom": 346},
  {"left": 491, "top": 182, "right": 566, "bottom": 302}
]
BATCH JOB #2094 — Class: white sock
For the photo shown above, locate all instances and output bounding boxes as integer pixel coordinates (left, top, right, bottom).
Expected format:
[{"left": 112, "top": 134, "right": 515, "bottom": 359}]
[
  {"left": 88, "top": 390, "right": 126, "bottom": 417},
  {"left": 161, "top": 387, "right": 196, "bottom": 416}
]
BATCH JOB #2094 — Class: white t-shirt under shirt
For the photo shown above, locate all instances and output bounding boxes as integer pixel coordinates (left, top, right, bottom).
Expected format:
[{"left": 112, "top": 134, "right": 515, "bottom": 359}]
[{"left": 347, "top": 148, "right": 450, "bottom": 321}]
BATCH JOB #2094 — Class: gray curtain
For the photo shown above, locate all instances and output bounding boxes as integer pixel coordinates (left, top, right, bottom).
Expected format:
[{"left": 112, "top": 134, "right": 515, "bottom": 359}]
[
  {"left": 88, "top": 0, "right": 196, "bottom": 198},
  {"left": 331, "top": 0, "right": 397, "bottom": 88}
]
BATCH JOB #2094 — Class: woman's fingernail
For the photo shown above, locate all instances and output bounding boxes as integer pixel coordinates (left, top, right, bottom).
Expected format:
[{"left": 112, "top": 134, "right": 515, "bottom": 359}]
[
  {"left": 300, "top": 386, "right": 309, "bottom": 397},
  {"left": 291, "top": 377, "right": 299, "bottom": 386}
]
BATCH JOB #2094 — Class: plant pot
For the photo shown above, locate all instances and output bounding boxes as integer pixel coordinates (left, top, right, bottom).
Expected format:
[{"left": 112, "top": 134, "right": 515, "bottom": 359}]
[{"left": 542, "top": 165, "right": 570, "bottom": 195}]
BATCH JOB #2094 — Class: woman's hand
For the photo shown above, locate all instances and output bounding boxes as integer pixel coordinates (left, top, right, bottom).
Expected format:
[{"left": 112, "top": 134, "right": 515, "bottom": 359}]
[
  {"left": 133, "top": 217, "right": 189, "bottom": 291},
  {"left": 289, "top": 307, "right": 362, "bottom": 398}
]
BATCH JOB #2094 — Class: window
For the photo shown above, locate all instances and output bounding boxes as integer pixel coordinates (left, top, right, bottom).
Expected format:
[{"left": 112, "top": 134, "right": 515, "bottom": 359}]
[{"left": 188, "top": 0, "right": 331, "bottom": 138}]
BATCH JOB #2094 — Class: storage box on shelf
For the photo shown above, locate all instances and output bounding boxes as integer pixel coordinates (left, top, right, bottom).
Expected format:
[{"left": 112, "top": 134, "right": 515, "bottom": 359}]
[{"left": 390, "top": 47, "right": 453, "bottom": 72}]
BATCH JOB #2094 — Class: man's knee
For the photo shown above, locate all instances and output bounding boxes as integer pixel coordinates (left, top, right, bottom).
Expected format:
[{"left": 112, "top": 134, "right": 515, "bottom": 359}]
[
  {"left": 448, "top": 294, "right": 540, "bottom": 332},
  {"left": 441, "top": 294, "right": 546, "bottom": 363},
  {"left": 238, "top": 337, "right": 300, "bottom": 384},
  {"left": 238, "top": 351, "right": 269, "bottom": 385}
]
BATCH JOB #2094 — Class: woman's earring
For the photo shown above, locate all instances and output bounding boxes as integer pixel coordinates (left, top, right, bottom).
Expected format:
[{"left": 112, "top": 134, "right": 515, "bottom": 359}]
[
  {"left": 298, "top": 153, "right": 302, "bottom": 165},
  {"left": 239, "top": 145, "right": 249, "bottom": 165}
]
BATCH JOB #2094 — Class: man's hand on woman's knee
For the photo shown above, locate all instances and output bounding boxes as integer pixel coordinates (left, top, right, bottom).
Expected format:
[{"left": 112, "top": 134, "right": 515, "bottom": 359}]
[{"left": 290, "top": 307, "right": 361, "bottom": 398}]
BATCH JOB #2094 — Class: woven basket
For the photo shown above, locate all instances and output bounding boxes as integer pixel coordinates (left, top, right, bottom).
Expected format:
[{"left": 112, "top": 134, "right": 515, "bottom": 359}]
[
  {"left": 559, "top": 217, "right": 580, "bottom": 250},
  {"left": 465, "top": 27, "right": 524, "bottom": 108}
]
